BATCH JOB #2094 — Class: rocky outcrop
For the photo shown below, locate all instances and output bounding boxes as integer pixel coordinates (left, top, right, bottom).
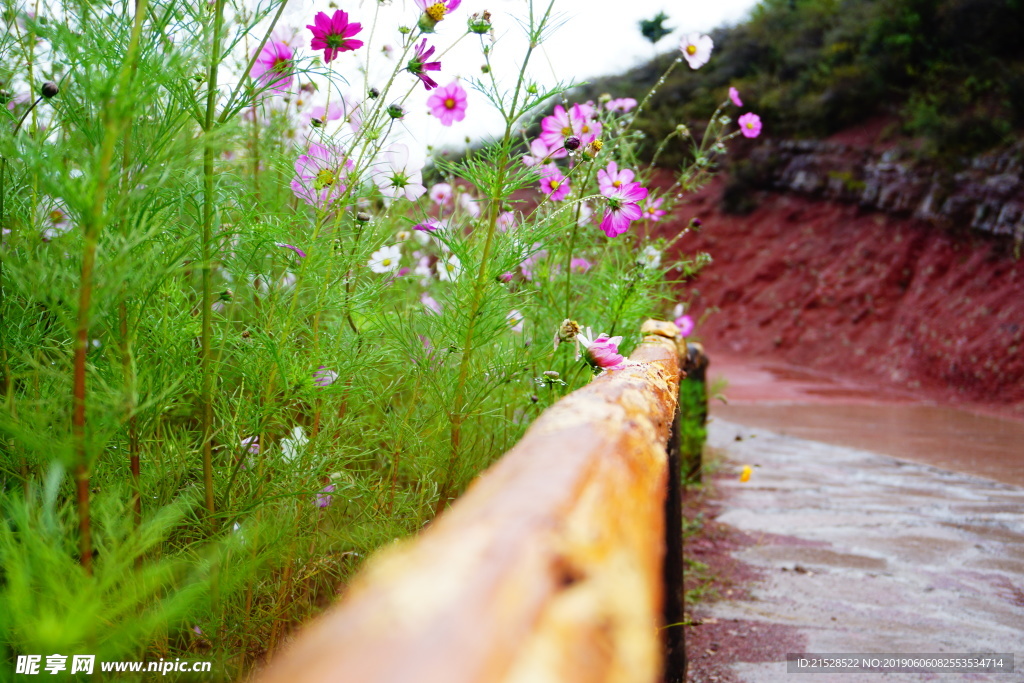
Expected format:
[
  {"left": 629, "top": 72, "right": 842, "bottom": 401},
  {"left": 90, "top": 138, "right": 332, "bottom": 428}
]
[{"left": 742, "top": 140, "right": 1024, "bottom": 241}]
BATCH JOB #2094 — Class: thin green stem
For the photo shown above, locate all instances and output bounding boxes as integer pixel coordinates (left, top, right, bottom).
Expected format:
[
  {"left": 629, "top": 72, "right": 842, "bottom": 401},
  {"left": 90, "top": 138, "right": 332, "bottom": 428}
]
[{"left": 200, "top": 0, "right": 227, "bottom": 521}]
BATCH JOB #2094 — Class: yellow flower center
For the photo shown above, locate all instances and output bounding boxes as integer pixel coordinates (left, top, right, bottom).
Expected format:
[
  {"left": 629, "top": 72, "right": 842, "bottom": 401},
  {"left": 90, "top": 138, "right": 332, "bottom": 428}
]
[
  {"left": 745, "top": 121, "right": 755, "bottom": 129},
  {"left": 686, "top": 44, "right": 697, "bottom": 55},
  {"left": 445, "top": 97, "right": 455, "bottom": 109},
  {"left": 382, "top": 258, "right": 392, "bottom": 267},
  {"left": 581, "top": 124, "right": 590, "bottom": 133},
  {"left": 426, "top": 2, "right": 446, "bottom": 21},
  {"left": 549, "top": 180, "right": 560, "bottom": 190},
  {"left": 561, "top": 126, "right": 572, "bottom": 136},
  {"left": 49, "top": 210, "right": 65, "bottom": 223},
  {"left": 613, "top": 180, "right": 621, "bottom": 188},
  {"left": 314, "top": 168, "right": 336, "bottom": 190}
]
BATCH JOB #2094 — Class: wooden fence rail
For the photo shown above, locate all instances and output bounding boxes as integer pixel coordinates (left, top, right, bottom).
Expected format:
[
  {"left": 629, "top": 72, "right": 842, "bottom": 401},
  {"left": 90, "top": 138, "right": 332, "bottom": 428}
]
[{"left": 256, "top": 320, "right": 685, "bottom": 683}]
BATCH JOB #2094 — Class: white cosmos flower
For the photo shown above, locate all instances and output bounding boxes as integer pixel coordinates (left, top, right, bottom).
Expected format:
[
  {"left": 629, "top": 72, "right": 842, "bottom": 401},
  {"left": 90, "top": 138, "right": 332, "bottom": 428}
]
[
  {"left": 368, "top": 244, "right": 402, "bottom": 273},
  {"left": 506, "top": 309, "right": 524, "bottom": 333},
  {"left": 281, "top": 426, "right": 308, "bottom": 462},
  {"left": 373, "top": 143, "right": 426, "bottom": 201},
  {"left": 395, "top": 229, "right": 412, "bottom": 242},
  {"left": 680, "top": 33, "right": 713, "bottom": 69},
  {"left": 437, "top": 254, "right": 462, "bottom": 282},
  {"left": 638, "top": 245, "right": 662, "bottom": 269}
]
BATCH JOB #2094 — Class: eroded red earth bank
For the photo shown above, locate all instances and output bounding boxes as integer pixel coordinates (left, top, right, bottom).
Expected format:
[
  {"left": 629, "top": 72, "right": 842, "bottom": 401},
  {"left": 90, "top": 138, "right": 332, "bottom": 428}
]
[{"left": 660, "top": 176, "right": 1024, "bottom": 419}]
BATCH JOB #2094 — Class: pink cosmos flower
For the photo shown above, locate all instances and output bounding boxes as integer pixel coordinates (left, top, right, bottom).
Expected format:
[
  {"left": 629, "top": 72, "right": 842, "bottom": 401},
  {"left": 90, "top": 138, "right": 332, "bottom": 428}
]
[
  {"left": 496, "top": 211, "right": 517, "bottom": 232},
  {"left": 316, "top": 484, "right": 336, "bottom": 508},
  {"left": 302, "top": 100, "right": 343, "bottom": 128},
  {"left": 406, "top": 38, "right": 442, "bottom": 90},
  {"left": 605, "top": 97, "right": 637, "bottom": 113},
  {"left": 729, "top": 86, "right": 743, "bottom": 107},
  {"left": 459, "top": 192, "right": 481, "bottom": 218},
  {"left": 421, "top": 293, "right": 443, "bottom": 315},
  {"left": 597, "top": 161, "right": 636, "bottom": 197},
  {"left": 570, "top": 258, "right": 593, "bottom": 274},
  {"left": 427, "top": 80, "right": 468, "bottom": 126},
  {"left": 675, "top": 314, "right": 695, "bottom": 337},
  {"left": 539, "top": 103, "right": 601, "bottom": 149},
  {"left": 313, "top": 366, "right": 338, "bottom": 387},
  {"left": 680, "top": 33, "right": 713, "bottom": 69},
  {"left": 275, "top": 242, "right": 307, "bottom": 258},
  {"left": 307, "top": 10, "right": 363, "bottom": 63},
  {"left": 738, "top": 112, "right": 762, "bottom": 138},
  {"left": 599, "top": 181, "right": 648, "bottom": 238},
  {"left": 241, "top": 436, "right": 260, "bottom": 455},
  {"left": 251, "top": 40, "right": 294, "bottom": 93},
  {"left": 522, "top": 137, "right": 564, "bottom": 166},
  {"left": 641, "top": 197, "right": 667, "bottom": 221},
  {"left": 577, "top": 330, "right": 627, "bottom": 370},
  {"left": 539, "top": 165, "right": 570, "bottom": 201},
  {"left": 429, "top": 182, "right": 453, "bottom": 205},
  {"left": 290, "top": 142, "right": 351, "bottom": 208}
]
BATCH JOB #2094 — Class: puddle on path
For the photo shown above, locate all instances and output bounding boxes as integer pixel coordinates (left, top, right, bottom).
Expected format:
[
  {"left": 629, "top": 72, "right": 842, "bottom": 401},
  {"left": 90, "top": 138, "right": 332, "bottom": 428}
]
[{"left": 708, "top": 354, "right": 1024, "bottom": 488}]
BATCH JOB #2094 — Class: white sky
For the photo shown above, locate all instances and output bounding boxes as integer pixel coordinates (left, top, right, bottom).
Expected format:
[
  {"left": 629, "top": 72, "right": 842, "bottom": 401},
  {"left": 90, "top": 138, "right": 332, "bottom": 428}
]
[{"left": 275, "top": 0, "right": 760, "bottom": 152}]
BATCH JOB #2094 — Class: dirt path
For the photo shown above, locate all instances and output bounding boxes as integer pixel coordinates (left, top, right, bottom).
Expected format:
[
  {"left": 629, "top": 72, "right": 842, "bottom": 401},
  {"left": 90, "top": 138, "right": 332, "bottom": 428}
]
[{"left": 684, "top": 419, "right": 1024, "bottom": 682}]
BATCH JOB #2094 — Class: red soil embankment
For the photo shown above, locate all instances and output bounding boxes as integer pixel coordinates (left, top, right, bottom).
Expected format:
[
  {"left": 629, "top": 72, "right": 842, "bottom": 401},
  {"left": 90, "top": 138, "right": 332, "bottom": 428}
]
[{"left": 661, "top": 177, "right": 1024, "bottom": 418}]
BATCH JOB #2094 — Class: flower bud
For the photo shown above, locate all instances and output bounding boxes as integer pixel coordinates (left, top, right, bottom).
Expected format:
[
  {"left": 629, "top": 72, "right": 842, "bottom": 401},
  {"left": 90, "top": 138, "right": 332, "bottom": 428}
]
[
  {"left": 386, "top": 103, "right": 405, "bottom": 119},
  {"left": 468, "top": 11, "right": 492, "bottom": 34},
  {"left": 356, "top": 212, "right": 372, "bottom": 223},
  {"left": 584, "top": 139, "right": 603, "bottom": 158},
  {"left": 41, "top": 81, "right": 59, "bottom": 98},
  {"left": 368, "top": 87, "right": 380, "bottom": 99},
  {"left": 563, "top": 135, "right": 581, "bottom": 151}
]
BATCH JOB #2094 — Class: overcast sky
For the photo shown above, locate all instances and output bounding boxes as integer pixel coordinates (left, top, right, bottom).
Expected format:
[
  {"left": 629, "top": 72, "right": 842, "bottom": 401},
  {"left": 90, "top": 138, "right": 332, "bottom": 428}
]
[{"left": 276, "top": 0, "right": 761, "bottom": 151}]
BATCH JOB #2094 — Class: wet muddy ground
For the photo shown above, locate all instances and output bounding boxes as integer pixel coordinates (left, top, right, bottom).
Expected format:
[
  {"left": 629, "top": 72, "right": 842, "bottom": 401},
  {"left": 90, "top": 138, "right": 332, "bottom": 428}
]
[
  {"left": 709, "top": 354, "right": 1024, "bottom": 488},
  {"left": 683, "top": 356, "right": 1024, "bottom": 682}
]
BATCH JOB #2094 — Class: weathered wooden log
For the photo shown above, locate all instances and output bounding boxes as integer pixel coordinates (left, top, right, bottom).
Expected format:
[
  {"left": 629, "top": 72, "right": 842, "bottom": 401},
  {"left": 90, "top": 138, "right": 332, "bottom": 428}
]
[{"left": 256, "top": 322, "right": 683, "bottom": 683}]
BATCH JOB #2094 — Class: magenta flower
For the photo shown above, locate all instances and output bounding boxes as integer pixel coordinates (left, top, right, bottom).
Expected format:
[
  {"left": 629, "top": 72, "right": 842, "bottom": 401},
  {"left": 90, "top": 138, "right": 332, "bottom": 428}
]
[
  {"left": 675, "top": 314, "right": 695, "bottom": 337},
  {"left": 241, "top": 436, "right": 260, "bottom": 455},
  {"left": 729, "top": 87, "right": 743, "bottom": 107},
  {"left": 307, "top": 10, "right": 364, "bottom": 63},
  {"left": 605, "top": 97, "right": 637, "bottom": 113},
  {"left": 290, "top": 142, "right": 350, "bottom": 208},
  {"left": 427, "top": 80, "right": 468, "bottom": 126},
  {"left": 539, "top": 164, "right": 570, "bottom": 201},
  {"left": 539, "top": 103, "right": 601, "bottom": 149},
  {"left": 597, "top": 161, "right": 636, "bottom": 197},
  {"left": 738, "top": 112, "right": 762, "bottom": 138},
  {"left": 313, "top": 365, "right": 338, "bottom": 387},
  {"left": 577, "top": 330, "right": 627, "bottom": 370},
  {"left": 316, "top": 484, "right": 336, "bottom": 508},
  {"left": 414, "top": 219, "right": 443, "bottom": 232},
  {"left": 251, "top": 40, "right": 294, "bottom": 93},
  {"left": 599, "top": 181, "right": 648, "bottom": 238},
  {"left": 406, "top": 38, "right": 442, "bottom": 90},
  {"left": 641, "top": 197, "right": 667, "bottom": 221},
  {"left": 275, "top": 242, "right": 307, "bottom": 258}
]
